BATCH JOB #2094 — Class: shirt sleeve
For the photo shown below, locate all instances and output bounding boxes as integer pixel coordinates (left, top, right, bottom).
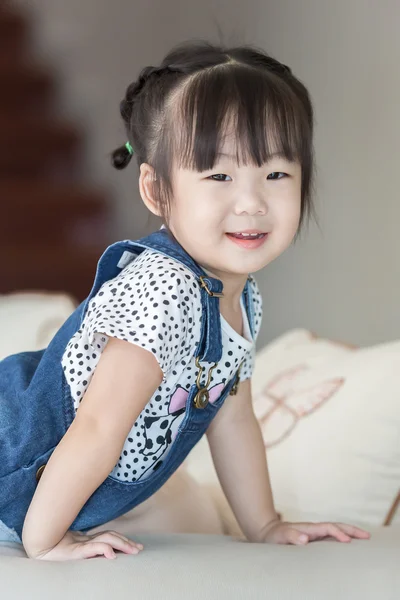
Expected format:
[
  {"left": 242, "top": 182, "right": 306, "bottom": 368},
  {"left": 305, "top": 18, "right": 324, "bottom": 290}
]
[
  {"left": 83, "top": 252, "right": 201, "bottom": 380},
  {"left": 239, "top": 276, "right": 263, "bottom": 382}
]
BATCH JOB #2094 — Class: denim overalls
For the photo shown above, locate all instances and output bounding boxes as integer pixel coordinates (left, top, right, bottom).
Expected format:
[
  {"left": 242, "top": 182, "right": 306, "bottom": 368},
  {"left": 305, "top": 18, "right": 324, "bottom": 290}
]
[{"left": 0, "top": 228, "right": 255, "bottom": 543}]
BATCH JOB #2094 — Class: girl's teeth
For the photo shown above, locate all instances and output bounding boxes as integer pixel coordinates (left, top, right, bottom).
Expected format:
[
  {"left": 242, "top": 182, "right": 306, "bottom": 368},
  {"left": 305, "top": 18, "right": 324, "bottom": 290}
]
[{"left": 232, "top": 232, "right": 263, "bottom": 238}]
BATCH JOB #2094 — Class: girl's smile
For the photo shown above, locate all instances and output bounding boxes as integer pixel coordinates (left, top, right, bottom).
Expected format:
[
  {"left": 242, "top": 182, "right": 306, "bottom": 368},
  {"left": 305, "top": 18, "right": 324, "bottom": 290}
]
[{"left": 225, "top": 230, "right": 269, "bottom": 249}]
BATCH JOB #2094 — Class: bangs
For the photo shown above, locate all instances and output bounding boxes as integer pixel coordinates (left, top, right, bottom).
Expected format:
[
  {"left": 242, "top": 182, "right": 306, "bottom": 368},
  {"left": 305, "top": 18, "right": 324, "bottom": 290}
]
[{"left": 168, "top": 64, "right": 311, "bottom": 172}]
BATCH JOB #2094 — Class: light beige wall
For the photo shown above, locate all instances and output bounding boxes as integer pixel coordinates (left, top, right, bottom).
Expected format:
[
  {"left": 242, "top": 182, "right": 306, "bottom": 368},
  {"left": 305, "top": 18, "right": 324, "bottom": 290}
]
[
  {"left": 18, "top": 0, "right": 400, "bottom": 346},
  {"left": 248, "top": 0, "right": 400, "bottom": 347}
]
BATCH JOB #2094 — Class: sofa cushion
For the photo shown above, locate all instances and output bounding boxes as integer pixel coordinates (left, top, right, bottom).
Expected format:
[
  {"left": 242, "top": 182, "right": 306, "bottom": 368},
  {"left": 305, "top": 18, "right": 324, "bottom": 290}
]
[
  {"left": 0, "top": 528, "right": 398, "bottom": 600},
  {"left": 0, "top": 291, "right": 77, "bottom": 359}
]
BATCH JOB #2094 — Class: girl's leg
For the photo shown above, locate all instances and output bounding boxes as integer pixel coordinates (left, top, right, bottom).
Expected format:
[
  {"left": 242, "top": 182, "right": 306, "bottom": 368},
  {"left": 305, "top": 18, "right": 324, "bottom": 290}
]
[{"left": 87, "top": 467, "right": 225, "bottom": 537}]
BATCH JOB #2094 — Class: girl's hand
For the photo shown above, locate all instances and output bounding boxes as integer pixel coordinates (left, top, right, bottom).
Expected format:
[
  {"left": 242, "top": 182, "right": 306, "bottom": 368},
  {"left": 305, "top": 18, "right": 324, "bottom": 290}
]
[
  {"left": 32, "top": 529, "right": 143, "bottom": 561},
  {"left": 260, "top": 519, "right": 370, "bottom": 545}
]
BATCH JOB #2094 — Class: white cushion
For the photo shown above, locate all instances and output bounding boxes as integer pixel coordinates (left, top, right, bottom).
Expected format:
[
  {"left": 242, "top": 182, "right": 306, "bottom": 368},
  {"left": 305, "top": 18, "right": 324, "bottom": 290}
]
[{"left": 0, "top": 292, "right": 77, "bottom": 359}]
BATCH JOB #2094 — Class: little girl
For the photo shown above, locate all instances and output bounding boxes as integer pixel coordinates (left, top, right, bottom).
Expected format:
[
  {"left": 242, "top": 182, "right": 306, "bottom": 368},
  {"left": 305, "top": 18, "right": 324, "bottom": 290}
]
[{"left": 0, "top": 40, "right": 369, "bottom": 560}]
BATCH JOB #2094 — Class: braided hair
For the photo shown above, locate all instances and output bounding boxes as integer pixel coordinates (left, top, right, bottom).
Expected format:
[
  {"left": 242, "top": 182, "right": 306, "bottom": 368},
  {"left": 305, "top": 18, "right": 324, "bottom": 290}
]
[{"left": 112, "top": 65, "right": 182, "bottom": 169}]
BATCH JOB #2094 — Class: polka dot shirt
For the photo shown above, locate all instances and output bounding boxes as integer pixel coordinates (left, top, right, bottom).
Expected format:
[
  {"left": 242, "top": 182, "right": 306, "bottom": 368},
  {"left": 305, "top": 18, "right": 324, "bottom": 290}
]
[{"left": 61, "top": 249, "right": 263, "bottom": 482}]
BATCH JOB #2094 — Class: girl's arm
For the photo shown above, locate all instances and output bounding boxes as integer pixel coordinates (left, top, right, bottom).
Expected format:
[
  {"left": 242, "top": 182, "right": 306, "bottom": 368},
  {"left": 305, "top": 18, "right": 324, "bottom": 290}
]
[
  {"left": 206, "top": 378, "right": 278, "bottom": 543},
  {"left": 206, "top": 379, "right": 370, "bottom": 545},
  {"left": 22, "top": 337, "right": 163, "bottom": 558}
]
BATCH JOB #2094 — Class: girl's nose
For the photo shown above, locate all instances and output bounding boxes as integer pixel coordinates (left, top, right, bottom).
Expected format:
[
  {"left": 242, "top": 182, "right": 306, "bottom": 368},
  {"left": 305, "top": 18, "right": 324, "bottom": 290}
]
[{"left": 234, "top": 193, "right": 267, "bottom": 216}]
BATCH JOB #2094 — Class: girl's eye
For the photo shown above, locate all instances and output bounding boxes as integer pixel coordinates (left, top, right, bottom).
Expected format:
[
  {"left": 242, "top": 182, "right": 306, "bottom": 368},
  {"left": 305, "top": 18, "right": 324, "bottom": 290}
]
[
  {"left": 208, "top": 172, "right": 288, "bottom": 182},
  {"left": 208, "top": 174, "right": 232, "bottom": 182},
  {"left": 267, "top": 172, "right": 288, "bottom": 180}
]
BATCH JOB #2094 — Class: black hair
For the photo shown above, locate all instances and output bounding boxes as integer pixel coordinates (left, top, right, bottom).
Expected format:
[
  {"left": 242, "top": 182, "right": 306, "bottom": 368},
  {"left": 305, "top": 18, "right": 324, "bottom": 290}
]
[{"left": 111, "top": 39, "right": 316, "bottom": 233}]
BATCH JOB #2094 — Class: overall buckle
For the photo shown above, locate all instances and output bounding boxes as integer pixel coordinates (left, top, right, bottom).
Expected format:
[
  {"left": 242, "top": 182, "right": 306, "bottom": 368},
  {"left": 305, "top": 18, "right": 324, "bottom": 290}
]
[
  {"left": 193, "top": 356, "right": 218, "bottom": 409},
  {"left": 199, "top": 276, "right": 224, "bottom": 298}
]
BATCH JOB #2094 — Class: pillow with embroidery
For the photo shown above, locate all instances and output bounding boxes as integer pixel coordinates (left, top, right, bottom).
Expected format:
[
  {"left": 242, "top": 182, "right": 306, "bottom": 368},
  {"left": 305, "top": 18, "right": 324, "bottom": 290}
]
[{"left": 251, "top": 329, "right": 400, "bottom": 527}]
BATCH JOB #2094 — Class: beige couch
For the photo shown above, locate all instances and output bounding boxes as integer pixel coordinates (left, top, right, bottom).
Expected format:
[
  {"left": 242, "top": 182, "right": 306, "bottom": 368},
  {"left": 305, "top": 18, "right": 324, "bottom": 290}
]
[
  {"left": 0, "top": 528, "right": 398, "bottom": 600},
  {"left": 0, "top": 293, "right": 399, "bottom": 599}
]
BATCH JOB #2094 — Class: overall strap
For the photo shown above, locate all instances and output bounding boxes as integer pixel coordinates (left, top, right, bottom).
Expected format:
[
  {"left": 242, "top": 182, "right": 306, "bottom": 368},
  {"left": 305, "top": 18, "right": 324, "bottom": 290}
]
[{"left": 82, "top": 229, "right": 224, "bottom": 363}]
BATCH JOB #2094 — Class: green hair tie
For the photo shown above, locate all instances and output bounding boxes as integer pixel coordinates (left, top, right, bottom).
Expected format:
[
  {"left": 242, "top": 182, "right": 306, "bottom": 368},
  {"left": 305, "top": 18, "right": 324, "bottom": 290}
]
[{"left": 125, "top": 141, "right": 134, "bottom": 155}]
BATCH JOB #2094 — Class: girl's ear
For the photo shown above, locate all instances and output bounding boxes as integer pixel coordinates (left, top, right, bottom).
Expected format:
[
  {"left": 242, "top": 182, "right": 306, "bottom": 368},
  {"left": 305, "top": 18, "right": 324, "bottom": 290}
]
[{"left": 139, "top": 163, "right": 161, "bottom": 217}]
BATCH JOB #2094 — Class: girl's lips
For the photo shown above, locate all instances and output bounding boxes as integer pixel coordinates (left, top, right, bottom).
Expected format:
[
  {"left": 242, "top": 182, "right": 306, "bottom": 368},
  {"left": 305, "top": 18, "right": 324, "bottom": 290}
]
[{"left": 226, "top": 232, "right": 268, "bottom": 249}]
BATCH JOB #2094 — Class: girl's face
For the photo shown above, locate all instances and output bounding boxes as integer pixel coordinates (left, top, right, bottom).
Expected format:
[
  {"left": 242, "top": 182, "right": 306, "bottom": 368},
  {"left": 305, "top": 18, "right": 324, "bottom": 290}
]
[{"left": 166, "top": 139, "right": 302, "bottom": 280}]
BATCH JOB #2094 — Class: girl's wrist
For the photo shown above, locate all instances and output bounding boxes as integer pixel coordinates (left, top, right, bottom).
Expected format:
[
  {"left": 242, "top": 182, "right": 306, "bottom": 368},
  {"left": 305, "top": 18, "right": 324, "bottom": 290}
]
[{"left": 247, "top": 511, "right": 282, "bottom": 543}]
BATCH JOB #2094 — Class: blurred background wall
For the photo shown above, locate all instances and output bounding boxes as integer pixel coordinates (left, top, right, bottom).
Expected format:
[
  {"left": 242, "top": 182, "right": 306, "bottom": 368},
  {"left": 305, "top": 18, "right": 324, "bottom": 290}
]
[{"left": 5, "top": 0, "right": 400, "bottom": 348}]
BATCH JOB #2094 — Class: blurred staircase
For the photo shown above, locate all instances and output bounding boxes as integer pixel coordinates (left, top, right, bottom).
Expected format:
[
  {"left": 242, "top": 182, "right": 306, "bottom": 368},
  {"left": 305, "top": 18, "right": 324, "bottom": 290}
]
[{"left": 0, "top": 2, "right": 112, "bottom": 301}]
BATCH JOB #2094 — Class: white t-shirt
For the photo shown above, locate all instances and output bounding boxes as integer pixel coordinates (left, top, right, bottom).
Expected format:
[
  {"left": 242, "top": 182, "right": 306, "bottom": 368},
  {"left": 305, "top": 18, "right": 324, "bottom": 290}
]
[{"left": 62, "top": 248, "right": 262, "bottom": 482}]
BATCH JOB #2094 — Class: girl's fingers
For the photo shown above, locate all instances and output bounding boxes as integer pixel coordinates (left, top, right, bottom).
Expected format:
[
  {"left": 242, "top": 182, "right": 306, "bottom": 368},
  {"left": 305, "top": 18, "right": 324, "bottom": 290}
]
[
  {"left": 290, "top": 522, "right": 348, "bottom": 542},
  {"left": 334, "top": 524, "right": 370, "bottom": 539},
  {"left": 89, "top": 532, "right": 141, "bottom": 554},
  {"left": 91, "top": 529, "right": 144, "bottom": 548},
  {"left": 323, "top": 523, "right": 352, "bottom": 542},
  {"left": 80, "top": 542, "right": 117, "bottom": 560},
  {"left": 104, "top": 531, "right": 144, "bottom": 550},
  {"left": 285, "top": 528, "right": 309, "bottom": 545},
  {"left": 296, "top": 522, "right": 369, "bottom": 542},
  {"left": 270, "top": 526, "right": 308, "bottom": 545}
]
